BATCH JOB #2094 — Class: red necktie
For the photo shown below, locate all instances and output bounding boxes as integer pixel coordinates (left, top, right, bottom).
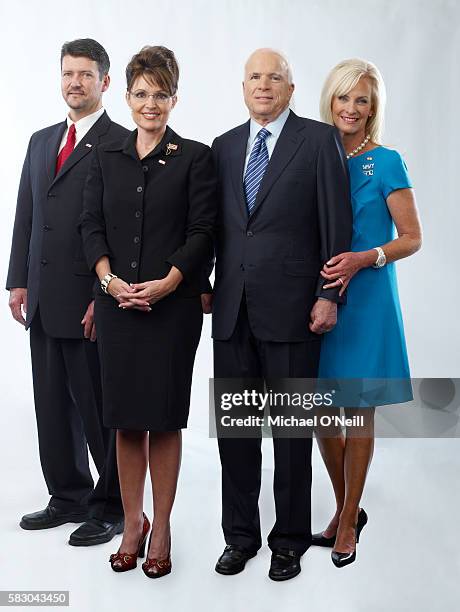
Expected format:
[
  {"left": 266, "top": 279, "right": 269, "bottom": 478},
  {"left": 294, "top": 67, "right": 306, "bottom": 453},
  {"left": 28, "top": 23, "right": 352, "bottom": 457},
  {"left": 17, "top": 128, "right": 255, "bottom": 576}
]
[{"left": 55, "top": 123, "right": 76, "bottom": 175}]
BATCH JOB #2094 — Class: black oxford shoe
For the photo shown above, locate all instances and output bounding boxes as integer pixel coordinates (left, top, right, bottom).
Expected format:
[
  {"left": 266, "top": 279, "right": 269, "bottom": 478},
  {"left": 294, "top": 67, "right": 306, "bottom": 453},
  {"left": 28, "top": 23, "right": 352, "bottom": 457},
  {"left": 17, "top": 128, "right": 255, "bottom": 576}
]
[
  {"left": 215, "top": 545, "right": 257, "bottom": 575},
  {"left": 20, "top": 506, "right": 88, "bottom": 530},
  {"left": 269, "top": 549, "right": 301, "bottom": 581},
  {"left": 69, "top": 518, "right": 124, "bottom": 546}
]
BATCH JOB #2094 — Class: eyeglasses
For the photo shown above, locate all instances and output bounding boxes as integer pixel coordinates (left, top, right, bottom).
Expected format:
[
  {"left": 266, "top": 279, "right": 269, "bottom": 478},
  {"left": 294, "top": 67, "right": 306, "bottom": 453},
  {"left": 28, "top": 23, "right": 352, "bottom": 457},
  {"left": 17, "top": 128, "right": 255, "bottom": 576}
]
[{"left": 129, "top": 91, "right": 172, "bottom": 104}]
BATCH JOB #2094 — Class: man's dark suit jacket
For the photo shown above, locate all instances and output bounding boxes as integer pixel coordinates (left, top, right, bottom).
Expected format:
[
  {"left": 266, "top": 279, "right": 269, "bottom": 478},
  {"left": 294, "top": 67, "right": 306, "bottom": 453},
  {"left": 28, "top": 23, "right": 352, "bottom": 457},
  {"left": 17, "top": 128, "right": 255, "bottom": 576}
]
[
  {"left": 6, "top": 112, "right": 129, "bottom": 338},
  {"left": 211, "top": 110, "right": 353, "bottom": 343}
]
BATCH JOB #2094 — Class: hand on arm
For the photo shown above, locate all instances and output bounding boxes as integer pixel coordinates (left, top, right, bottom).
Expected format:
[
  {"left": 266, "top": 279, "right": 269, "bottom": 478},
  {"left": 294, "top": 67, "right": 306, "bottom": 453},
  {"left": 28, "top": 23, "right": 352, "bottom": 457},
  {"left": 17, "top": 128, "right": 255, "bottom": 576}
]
[
  {"left": 8, "top": 288, "right": 27, "bottom": 326},
  {"left": 321, "top": 251, "right": 374, "bottom": 296},
  {"left": 321, "top": 188, "right": 422, "bottom": 296}
]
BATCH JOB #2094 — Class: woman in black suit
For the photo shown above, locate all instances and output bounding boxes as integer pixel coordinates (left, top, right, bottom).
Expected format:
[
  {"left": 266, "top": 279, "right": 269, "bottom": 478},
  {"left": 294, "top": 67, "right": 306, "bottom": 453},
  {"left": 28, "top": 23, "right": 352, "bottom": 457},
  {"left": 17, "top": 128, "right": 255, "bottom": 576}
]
[{"left": 80, "top": 45, "right": 216, "bottom": 578}]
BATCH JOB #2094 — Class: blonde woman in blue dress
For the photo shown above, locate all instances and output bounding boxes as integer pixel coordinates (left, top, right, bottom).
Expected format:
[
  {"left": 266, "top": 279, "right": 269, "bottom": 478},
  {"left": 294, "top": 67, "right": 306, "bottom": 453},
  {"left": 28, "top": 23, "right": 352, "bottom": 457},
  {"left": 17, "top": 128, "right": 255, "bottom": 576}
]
[{"left": 313, "top": 59, "right": 422, "bottom": 567}]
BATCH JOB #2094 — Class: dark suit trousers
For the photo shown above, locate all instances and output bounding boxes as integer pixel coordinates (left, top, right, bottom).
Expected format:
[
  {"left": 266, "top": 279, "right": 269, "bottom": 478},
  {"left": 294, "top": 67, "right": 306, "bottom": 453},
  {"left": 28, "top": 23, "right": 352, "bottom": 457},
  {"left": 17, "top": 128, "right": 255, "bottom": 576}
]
[
  {"left": 29, "top": 311, "right": 122, "bottom": 521},
  {"left": 214, "top": 296, "right": 321, "bottom": 554}
]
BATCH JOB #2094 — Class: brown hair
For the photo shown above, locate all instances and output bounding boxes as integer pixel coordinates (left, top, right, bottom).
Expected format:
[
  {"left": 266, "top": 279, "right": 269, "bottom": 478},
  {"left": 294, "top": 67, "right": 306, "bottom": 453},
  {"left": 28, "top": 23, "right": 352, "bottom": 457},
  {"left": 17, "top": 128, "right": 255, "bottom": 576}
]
[
  {"left": 61, "top": 38, "right": 110, "bottom": 79},
  {"left": 126, "top": 45, "right": 179, "bottom": 95}
]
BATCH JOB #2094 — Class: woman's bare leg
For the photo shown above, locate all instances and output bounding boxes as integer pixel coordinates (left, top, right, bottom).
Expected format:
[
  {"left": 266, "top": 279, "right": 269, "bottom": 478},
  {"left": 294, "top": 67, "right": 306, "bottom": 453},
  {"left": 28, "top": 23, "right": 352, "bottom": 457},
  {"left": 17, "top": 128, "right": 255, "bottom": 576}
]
[
  {"left": 147, "top": 430, "right": 182, "bottom": 559},
  {"left": 315, "top": 408, "right": 346, "bottom": 536},
  {"left": 333, "top": 407, "right": 375, "bottom": 553},
  {"left": 116, "top": 429, "right": 148, "bottom": 552}
]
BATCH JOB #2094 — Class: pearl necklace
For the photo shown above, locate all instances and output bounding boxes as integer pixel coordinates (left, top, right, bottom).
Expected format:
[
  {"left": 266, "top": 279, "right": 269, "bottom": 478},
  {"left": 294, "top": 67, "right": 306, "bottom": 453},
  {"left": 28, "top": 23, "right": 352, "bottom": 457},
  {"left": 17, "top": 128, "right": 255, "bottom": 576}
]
[{"left": 346, "top": 134, "right": 371, "bottom": 159}]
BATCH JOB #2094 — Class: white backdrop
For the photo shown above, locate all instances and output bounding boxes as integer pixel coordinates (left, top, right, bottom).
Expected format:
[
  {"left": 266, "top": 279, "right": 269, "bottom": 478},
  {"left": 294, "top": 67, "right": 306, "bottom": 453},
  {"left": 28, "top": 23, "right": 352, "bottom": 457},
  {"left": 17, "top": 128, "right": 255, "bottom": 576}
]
[{"left": 0, "top": 1, "right": 459, "bottom": 610}]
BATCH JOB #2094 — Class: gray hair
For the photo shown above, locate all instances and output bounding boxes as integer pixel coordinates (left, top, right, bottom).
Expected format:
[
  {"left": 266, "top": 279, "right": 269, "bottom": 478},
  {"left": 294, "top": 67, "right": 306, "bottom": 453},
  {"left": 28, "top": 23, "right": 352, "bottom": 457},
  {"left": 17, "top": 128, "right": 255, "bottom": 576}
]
[{"left": 244, "top": 48, "right": 293, "bottom": 84}]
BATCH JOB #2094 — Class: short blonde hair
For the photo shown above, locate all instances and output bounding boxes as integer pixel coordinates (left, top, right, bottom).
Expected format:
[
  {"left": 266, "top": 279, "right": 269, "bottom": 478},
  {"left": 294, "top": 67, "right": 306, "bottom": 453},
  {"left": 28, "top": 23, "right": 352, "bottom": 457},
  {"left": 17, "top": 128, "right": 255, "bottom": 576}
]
[{"left": 319, "top": 58, "right": 386, "bottom": 143}]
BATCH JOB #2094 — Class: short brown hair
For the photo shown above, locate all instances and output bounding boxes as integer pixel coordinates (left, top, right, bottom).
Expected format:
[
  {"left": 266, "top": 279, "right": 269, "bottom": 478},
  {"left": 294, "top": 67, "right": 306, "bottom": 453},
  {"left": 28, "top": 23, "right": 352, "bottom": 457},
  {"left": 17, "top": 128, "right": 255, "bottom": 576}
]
[
  {"left": 61, "top": 38, "right": 110, "bottom": 79},
  {"left": 126, "top": 45, "right": 179, "bottom": 95}
]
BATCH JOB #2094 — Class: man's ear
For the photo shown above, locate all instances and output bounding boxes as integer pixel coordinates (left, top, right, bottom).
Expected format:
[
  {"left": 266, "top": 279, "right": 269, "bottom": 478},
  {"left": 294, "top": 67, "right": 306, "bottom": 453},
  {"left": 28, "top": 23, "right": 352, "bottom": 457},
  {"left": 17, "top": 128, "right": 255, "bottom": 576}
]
[{"left": 101, "top": 74, "right": 110, "bottom": 93}]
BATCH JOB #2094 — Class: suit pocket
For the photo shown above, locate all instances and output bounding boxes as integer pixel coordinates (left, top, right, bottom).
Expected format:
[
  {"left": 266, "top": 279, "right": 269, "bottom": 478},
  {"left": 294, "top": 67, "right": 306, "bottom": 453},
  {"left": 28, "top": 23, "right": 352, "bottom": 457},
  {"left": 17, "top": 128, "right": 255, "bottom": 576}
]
[
  {"left": 73, "top": 261, "right": 94, "bottom": 276},
  {"left": 283, "top": 259, "right": 319, "bottom": 277}
]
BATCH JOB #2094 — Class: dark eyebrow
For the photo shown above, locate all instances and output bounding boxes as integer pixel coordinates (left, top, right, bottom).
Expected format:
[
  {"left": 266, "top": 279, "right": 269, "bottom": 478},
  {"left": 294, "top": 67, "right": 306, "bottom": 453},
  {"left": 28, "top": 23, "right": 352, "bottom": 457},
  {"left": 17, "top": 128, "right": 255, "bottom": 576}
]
[
  {"left": 62, "top": 70, "right": 96, "bottom": 74},
  {"left": 132, "top": 88, "right": 169, "bottom": 94}
]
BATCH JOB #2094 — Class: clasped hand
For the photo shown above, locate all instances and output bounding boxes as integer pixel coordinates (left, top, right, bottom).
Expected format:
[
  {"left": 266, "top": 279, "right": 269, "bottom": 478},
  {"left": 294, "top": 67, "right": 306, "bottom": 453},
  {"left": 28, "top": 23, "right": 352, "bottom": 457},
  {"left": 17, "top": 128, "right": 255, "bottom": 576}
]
[
  {"left": 107, "top": 277, "right": 174, "bottom": 312},
  {"left": 321, "top": 251, "right": 365, "bottom": 296}
]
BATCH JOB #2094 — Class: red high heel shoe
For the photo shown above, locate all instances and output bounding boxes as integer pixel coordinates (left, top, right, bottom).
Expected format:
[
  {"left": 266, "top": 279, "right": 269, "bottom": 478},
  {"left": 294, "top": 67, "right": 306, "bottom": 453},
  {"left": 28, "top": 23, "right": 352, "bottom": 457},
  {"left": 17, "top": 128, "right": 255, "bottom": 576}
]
[
  {"left": 142, "top": 532, "right": 172, "bottom": 578},
  {"left": 109, "top": 513, "right": 150, "bottom": 572}
]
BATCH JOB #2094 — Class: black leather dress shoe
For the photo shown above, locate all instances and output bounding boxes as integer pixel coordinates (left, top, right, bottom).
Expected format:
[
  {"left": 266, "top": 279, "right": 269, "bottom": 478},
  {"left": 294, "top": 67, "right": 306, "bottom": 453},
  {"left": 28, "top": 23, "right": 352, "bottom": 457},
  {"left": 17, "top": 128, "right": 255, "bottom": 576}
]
[
  {"left": 269, "top": 549, "right": 301, "bottom": 581},
  {"left": 68, "top": 518, "right": 124, "bottom": 546},
  {"left": 215, "top": 545, "right": 257, "bottom": 575},
  {"left": 20, "top": 506, "right": 88, "bottom": 530}
]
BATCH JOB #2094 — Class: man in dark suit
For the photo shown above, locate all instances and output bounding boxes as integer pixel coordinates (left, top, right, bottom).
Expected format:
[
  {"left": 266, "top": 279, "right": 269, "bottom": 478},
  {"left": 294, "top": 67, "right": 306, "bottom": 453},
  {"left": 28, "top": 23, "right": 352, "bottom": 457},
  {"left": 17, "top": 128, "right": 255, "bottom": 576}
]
[
  {"left": 6, "top": 39, "right": 128, "bottom": 546},
  {"left": 211, "top": 49, "right": 353, "bottom": 580}
]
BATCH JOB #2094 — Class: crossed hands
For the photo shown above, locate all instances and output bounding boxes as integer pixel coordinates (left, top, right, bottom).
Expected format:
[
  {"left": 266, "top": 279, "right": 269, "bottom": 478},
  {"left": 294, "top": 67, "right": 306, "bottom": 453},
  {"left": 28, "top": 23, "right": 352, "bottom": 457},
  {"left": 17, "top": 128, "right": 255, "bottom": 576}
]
[{"left": 107, "top": 277, "right": 176, "bottom": 312}]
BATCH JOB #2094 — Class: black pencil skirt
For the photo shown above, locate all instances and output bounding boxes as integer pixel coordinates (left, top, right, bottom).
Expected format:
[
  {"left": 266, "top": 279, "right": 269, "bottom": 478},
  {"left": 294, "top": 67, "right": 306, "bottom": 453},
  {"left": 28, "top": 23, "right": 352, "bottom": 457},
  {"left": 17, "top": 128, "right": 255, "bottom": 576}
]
[{"left": 95, "top": 292, "right": 203, "bottom": 431}]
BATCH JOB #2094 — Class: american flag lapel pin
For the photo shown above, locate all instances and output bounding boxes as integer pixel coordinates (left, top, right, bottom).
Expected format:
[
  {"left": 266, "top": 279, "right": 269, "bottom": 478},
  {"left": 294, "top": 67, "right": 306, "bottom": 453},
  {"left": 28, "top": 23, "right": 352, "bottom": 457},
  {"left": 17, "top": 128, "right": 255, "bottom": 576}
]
[
  {"left": 165, "top": 142, "right": 177, "bottom": 156},
  {"left": 159, "top": 159, "right": 166, "bottom": 165},
  {"left": 85, "top": 143, "right": 92, "bottom": 148}
]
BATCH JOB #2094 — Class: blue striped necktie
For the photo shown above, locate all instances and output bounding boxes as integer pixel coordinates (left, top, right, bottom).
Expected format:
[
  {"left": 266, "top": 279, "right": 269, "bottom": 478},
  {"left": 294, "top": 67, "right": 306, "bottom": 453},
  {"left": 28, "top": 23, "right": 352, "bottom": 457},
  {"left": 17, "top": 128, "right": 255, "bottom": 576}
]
[{"left": 244, "top": 127, "right": 271, "bottom": 214}]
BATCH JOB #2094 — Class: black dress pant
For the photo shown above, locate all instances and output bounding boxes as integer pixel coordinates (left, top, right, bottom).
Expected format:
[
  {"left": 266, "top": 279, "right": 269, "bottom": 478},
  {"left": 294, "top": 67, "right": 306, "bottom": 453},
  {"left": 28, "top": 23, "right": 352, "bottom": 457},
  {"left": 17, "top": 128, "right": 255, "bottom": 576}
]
[
  {"left": 29, "top": 311, "right": 122, "bottom": 521},
  {"left": 214, "top": 296, "right": 321, "bottom": 554}
]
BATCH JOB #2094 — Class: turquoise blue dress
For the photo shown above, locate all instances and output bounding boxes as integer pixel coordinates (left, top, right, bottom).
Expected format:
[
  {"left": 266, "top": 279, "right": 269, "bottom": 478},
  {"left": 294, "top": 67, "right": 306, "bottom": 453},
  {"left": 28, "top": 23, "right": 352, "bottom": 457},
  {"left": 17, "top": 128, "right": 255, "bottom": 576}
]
[{"left": 318, "top": 146, "right": 413, "bottom": 406}]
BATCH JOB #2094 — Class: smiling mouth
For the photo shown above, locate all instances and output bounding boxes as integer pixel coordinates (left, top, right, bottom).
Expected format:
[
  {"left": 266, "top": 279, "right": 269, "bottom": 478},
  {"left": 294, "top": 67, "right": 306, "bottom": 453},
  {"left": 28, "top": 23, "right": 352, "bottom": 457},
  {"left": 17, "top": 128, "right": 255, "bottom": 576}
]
[
  {"left": 142, "top": 113, "right": 160, "bottom": 119},
  {"left": 340, "top": 116, "right": 359, "bottom": 123}
]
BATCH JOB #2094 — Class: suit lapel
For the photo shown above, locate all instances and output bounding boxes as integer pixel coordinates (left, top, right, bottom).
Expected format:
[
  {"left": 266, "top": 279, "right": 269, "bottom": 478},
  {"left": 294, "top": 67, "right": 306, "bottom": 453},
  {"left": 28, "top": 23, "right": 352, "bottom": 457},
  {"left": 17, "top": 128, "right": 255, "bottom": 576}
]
[
  {"left": 249, "top": 111, "right": 305, "bottom": 218},
  {"left": 50, "top": 111, "right": 112, "bottom": 187},
  {"left": 229, "top": 121, "right": 250, "bottom": 218},
  {"left": 45, "top": 121, "right": 67, "bottom": 182}
]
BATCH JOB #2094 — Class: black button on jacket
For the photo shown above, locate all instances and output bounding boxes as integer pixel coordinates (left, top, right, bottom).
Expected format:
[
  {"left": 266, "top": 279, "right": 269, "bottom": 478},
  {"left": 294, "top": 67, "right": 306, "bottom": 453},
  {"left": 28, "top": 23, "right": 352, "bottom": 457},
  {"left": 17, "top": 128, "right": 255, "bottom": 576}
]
[{"left": 80, "top": 127, "right": 217, "bottom": 297}]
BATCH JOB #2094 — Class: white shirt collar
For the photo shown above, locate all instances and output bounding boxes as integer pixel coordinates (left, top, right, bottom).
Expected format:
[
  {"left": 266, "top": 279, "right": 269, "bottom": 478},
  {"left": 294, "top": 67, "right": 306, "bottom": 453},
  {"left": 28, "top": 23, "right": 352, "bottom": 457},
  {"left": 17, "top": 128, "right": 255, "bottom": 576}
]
[
  {"left": 249, "top": 106, "right": 290, "bottom": 143},
  {"left": 66, "top": 107, "right": 105, "bottom": 136}
]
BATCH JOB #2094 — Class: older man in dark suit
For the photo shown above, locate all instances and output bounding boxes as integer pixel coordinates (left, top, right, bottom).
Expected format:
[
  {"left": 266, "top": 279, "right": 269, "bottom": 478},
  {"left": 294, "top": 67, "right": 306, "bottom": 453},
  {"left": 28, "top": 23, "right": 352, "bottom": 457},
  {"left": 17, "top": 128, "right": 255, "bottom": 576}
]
[
  {"left": 211, "top": 48, "right": 353, "bottom": 580},
  {"left": 6, "top": 39, "right": 128, "bottom": 546}
]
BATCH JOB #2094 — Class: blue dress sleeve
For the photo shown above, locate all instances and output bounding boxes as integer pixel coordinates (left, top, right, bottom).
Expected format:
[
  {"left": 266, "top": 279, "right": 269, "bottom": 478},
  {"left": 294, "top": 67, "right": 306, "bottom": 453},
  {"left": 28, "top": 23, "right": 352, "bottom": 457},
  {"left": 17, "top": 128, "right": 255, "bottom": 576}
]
[{"left": 381, "top": 149, "right": 413, "bottom": 199}]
